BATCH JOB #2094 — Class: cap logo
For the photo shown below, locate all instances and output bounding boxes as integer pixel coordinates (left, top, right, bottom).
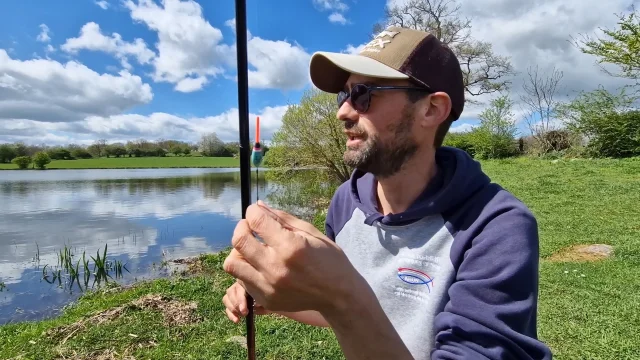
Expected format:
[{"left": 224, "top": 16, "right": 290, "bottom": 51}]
[{"left": 361, "top": 30, "right": 400, "bottom": 53}]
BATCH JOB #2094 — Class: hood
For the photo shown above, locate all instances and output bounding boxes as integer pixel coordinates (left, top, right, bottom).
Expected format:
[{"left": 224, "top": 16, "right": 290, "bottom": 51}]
[{"left": 349, "top": 146, "right": 491, "bottom": 226}]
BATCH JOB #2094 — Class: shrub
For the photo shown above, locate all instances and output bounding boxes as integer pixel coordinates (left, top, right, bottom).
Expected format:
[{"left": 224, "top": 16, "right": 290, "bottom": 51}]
[
  {"left": 559, "top": 87, "right": 640, "bottom": 158},
  {"left": 11, "top": 156, "right": 31, "bottom": 169},
  {"left": 33, "top": 152, "right": 51, "bottom": 169},
  {"left": 443, "top": 132, "right": 475, "bottom": 157}
]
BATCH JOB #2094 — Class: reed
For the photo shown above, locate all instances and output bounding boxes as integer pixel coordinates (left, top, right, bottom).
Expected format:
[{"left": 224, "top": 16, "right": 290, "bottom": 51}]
[{"left": 40, "top": 243, "right": 129, "bottom": 292}]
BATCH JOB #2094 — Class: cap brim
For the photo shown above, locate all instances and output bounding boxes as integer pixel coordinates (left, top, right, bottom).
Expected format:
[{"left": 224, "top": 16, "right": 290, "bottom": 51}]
[{"left": 309, "top": 51, "right": 409, "bottom": 94}]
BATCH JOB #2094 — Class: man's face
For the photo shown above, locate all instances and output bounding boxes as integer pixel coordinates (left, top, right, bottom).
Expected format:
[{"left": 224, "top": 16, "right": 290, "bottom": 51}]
[{"left": 337, "top": 74, "right": 422, "bottom": 178}]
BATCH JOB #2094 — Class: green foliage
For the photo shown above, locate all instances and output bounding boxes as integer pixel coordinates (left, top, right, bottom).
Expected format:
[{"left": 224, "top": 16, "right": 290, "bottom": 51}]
[
  {"left": 33, "top": 151, "right": 52, "bottom": 169},
  {"left": 11, "top": 156, "right": 31, "bottom": 169},
  {"left": 47, "top": 147, "right": 73, "bottom": 160},
  {"left": 575, "top": 7, "right": 640, "bottom": 80},
  {"left": 443, "top": 132, "right": 475, "bottom": 157},
  {"left": 559, "top": 86, "right": 640, "bottom": 158},
  {"left": 71, "top": 148, "right": 93, "bottom": 159},
  {"left": 470, "top": 94, "right": 520, "bottom": 159},
  {"left": 266, "top": 168, "right": 340, "bottom": 222},
  {"left": 268, "top": 88, "right": 351, "bottom": 183},
  {"left": 443, "top": 95, "right": 519, "bottom": 159},
  {"left": 0, "top": 144, "right": 18, "bottom": 163}
]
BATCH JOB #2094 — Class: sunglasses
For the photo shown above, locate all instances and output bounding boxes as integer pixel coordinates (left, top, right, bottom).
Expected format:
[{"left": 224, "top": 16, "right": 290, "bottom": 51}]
[{"left": 337, "top": 83, "right": 434, "bottom": 113}]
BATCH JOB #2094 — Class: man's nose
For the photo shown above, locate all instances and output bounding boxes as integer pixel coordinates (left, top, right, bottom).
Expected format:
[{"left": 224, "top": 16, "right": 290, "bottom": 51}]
[{"left": 336, "top": 99, "right": 359, "bottom": 122}]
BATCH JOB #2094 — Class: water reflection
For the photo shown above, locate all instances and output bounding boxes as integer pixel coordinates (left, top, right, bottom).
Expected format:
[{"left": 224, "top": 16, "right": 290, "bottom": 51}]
[{"left": 0, "top": 168, "right": 271, "bottom": 325}]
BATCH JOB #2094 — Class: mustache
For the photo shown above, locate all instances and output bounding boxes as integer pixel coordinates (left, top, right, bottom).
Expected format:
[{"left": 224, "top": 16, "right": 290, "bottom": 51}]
[{"left": 344, "top": 121, "right": 366, "bottom": 137}]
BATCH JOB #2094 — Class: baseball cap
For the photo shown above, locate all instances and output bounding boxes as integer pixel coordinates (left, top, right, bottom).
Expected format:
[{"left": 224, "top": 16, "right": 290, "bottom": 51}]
[{"left": 309, "top": 26, "right": 465, "bottom": 120}]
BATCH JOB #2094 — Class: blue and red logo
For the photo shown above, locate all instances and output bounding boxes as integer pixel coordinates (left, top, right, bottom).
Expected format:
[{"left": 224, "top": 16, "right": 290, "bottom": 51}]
[{"left": 397, "top": 267, "right": 434, "bottom": 292}]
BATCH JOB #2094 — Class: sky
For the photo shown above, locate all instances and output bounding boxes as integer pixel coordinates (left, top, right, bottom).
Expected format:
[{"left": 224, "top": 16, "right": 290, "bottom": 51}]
[{"left": 0, "top": 0, "right": 638, "bottom": 146}]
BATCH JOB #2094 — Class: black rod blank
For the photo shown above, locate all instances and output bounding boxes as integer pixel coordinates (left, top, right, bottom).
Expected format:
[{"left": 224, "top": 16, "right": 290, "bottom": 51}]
[{"left": 233, "top": 0, "right": 256, "bottom": 359}]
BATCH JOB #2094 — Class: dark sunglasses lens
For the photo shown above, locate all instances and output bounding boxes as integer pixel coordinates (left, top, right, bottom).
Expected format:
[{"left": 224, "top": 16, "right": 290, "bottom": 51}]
[
  {"left": 337, "top": 91, "right": 348, "bottom": 107},
  {"left": 351, "top": 84, "right": 369, "bottom": 112}
]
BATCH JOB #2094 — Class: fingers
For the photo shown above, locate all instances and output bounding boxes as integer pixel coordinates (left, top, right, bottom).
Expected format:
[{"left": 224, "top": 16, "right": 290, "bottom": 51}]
[
  {"left": 230, "top": 220, "right": 266, "bottom": 267},
  {"left": 245, "top": 203, "right": 293, "bottom": 248},
  {"left": 223, "top": 248, "right": 263, "bottom": 284},
  {"left": 223, "top": 282, "right": 271, "bottom": 323}
]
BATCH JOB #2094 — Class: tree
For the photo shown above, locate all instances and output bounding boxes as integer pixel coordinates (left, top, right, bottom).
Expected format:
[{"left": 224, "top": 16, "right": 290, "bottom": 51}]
[
  {"left": 573, "top": 7, "right": 640, "bottom": 82},
  {"left": 374, "top": 0, "right": 515, "bottom": 100},
  {"left": 0, "top": 144, "right": 17, "bottom": 163},
  {"left": 520, "top": 65, "right": 565, "bottom": 154},
  {"left": 267, "top": 88, "right": 351, "bottom": 183},
  {"left": 33, "top": 152, "right": 51, "bottom": 170},
  {"left": 198, "top": 133, "right": 225, "bottom": 157},
  {"left": 470, "top": 94, "right": 519, "bottom": 159}
]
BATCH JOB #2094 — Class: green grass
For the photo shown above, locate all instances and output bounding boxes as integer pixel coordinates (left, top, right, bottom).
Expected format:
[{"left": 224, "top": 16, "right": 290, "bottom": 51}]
[
  {"left": 481, "top": 157, "right": 640, "bottom": 360},
  {"left": 0, "top": 156, "right": 240, "bottom": 170},
  {"left": 1, "top": 157, "right": 638, "bottom": 359}
]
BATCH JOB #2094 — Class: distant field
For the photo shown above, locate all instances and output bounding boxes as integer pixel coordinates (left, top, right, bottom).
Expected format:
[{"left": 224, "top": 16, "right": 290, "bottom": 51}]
[{"left": 0, "top": 156, "right": 240, "bottom": 170}]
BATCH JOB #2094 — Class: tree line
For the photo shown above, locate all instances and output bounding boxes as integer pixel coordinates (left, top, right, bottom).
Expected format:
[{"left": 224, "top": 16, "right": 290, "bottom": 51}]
[{"left": 0, "top": 132, "right": 262, "bottom": 169}]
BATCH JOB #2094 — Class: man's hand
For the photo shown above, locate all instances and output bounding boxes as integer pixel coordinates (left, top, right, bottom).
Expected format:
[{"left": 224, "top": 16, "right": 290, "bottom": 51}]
[
  {"left": 222, "top": 200, "right": 359, "bottom": 314},
  {"left": 223, "top": 201, "right": 414, "bottom": 359},
  {"left": 222, "top": 281, "right": 271, "bottom": 324},
  {"left": 222, "top": 280, "right": 331, "bottom": 327}
]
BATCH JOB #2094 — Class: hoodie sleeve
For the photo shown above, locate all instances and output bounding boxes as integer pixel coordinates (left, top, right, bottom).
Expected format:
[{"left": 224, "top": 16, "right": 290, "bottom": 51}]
[
  {"left": 432, "top": 202, "right": 552, "bottom": 360},
  {"left": 324, "top": 181, "right": 355, "bottom": 242}
]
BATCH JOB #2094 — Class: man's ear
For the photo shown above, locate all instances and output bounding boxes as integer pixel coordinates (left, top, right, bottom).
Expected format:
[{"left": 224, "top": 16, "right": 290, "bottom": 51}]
[{"left": 421, "top": 92, "right": 452, "bottom": 128}]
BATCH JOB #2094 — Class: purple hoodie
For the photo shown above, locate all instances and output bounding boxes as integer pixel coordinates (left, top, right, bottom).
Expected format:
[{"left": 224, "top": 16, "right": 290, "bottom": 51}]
[{"left": 325, "top": 146, "right": 553, "bottom": 360}]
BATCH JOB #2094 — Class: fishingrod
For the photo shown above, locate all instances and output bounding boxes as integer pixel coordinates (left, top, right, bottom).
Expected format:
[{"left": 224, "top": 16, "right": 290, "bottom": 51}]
[{"left": 234, "top": 0, "right": 255, "bottom": 359}]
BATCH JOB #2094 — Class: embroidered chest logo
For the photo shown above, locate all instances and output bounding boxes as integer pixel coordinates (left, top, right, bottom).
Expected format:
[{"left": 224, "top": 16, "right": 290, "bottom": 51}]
[{"left": 397, "top": 267, "right": 435, "bottom": 292}]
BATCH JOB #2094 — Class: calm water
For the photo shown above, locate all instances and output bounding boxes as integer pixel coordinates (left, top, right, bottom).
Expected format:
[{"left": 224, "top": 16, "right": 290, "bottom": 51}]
[{"left": 0, "top": 168, "right": 272, "bottom": 325}]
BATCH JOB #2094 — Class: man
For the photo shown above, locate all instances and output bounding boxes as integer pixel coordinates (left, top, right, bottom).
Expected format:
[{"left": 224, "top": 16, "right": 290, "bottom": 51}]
[{"left": 222, "top": 26, "right": 553, "bottom": 360}]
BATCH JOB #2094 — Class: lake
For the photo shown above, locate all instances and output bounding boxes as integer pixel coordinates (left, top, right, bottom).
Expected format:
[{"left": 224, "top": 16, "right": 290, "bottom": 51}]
[{"left": 0, "top": 168, "right": 272, "bottom": 325}]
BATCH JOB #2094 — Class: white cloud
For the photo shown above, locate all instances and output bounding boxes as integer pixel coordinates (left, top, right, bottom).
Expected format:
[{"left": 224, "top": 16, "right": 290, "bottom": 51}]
[
  {"left": 342, "top": 43, "right": 367, "bottom": 54},
  {"left": 61, "top": 22, "right": 156, "bottom": 70},
  {"left": 313, "top": 0, "right": 350, "bottom": 24},
  {"left": 449, "top": 123, "right": 477, "bottom": 133},
  {"left": 121, "top": 1, "right": 309, "bottom": 92},
  {"left": 384, "top": 0, "right": 639, "bottom": 123},
  {"left": 0, "top": 104, "right": 290, "bottom": 146},
  {"left": 245, "top": 37, "right": 312, "bottom": 90},
  {"left": 313, "top": 0, "right": 348, "bottom": 12},
  {"left": 123, "top": 0, "right": 231, "bottom": 92},
  {"left": 95, "top": 0, "right": 109, "bottom": 9},
  {"left": 329, "top": 13, "right": 348, "bottom": 25},
  {"left": 0, "top": 49, "right": 153, "bottom": 125},
  {"left": 36, "top": 24, "right": 51, "bottom": 43}
]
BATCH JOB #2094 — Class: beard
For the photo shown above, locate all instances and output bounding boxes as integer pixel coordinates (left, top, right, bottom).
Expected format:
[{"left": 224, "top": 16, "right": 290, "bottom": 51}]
[{"left": 343, "top": 104, "right": 419, "bottom": 179}]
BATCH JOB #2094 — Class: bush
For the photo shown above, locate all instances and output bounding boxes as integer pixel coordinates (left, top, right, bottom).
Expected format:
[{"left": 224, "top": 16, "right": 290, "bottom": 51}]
[
  {"left": 559, "top": 87, "right": 640, "bottom": 158},
  {"left": 71, "top": 148, "right": 93, "bottom": 159},
  {"left": 33, "top": 152, "right": 51, "bottom": 169},
  {"left": 443, "top": 132, "right": 475, "bottom": 157},
  {"left": 11, "top": 156, "right": 31, "bottom": 169},
  {"left": 543, "top": 130, "right": 572, "bottom": 152}
]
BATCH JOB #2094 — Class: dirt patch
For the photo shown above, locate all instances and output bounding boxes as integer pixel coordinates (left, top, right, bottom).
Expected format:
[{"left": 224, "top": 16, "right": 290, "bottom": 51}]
[
  {"left": 46, "top": 294, "right": 200, "bottom": 344},
  {"left": 55, "top": 349, "right": 137, "bottom": 360},
  {"left": 547, "top": 244, "right": 614, "bottom": 262},
  {"left": 132, "top": 294, "right": 199, "bottom": 326},
  {"left": 168, "top": 256, "right": 205, "bottom": 275}
]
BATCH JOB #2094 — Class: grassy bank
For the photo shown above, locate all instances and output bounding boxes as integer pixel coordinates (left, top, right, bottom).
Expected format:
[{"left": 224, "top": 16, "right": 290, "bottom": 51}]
[
  {"left": 0, "top": 156, "right": 240, "bottom": 170},
  {"left": 1, "top": 157, "right": 639, "bottom": 359}
]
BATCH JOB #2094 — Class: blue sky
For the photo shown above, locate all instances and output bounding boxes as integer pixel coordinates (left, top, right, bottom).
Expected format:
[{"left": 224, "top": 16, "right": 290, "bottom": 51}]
[{"left": 0, "top": 0, "right": 637, "bottom": 146}]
